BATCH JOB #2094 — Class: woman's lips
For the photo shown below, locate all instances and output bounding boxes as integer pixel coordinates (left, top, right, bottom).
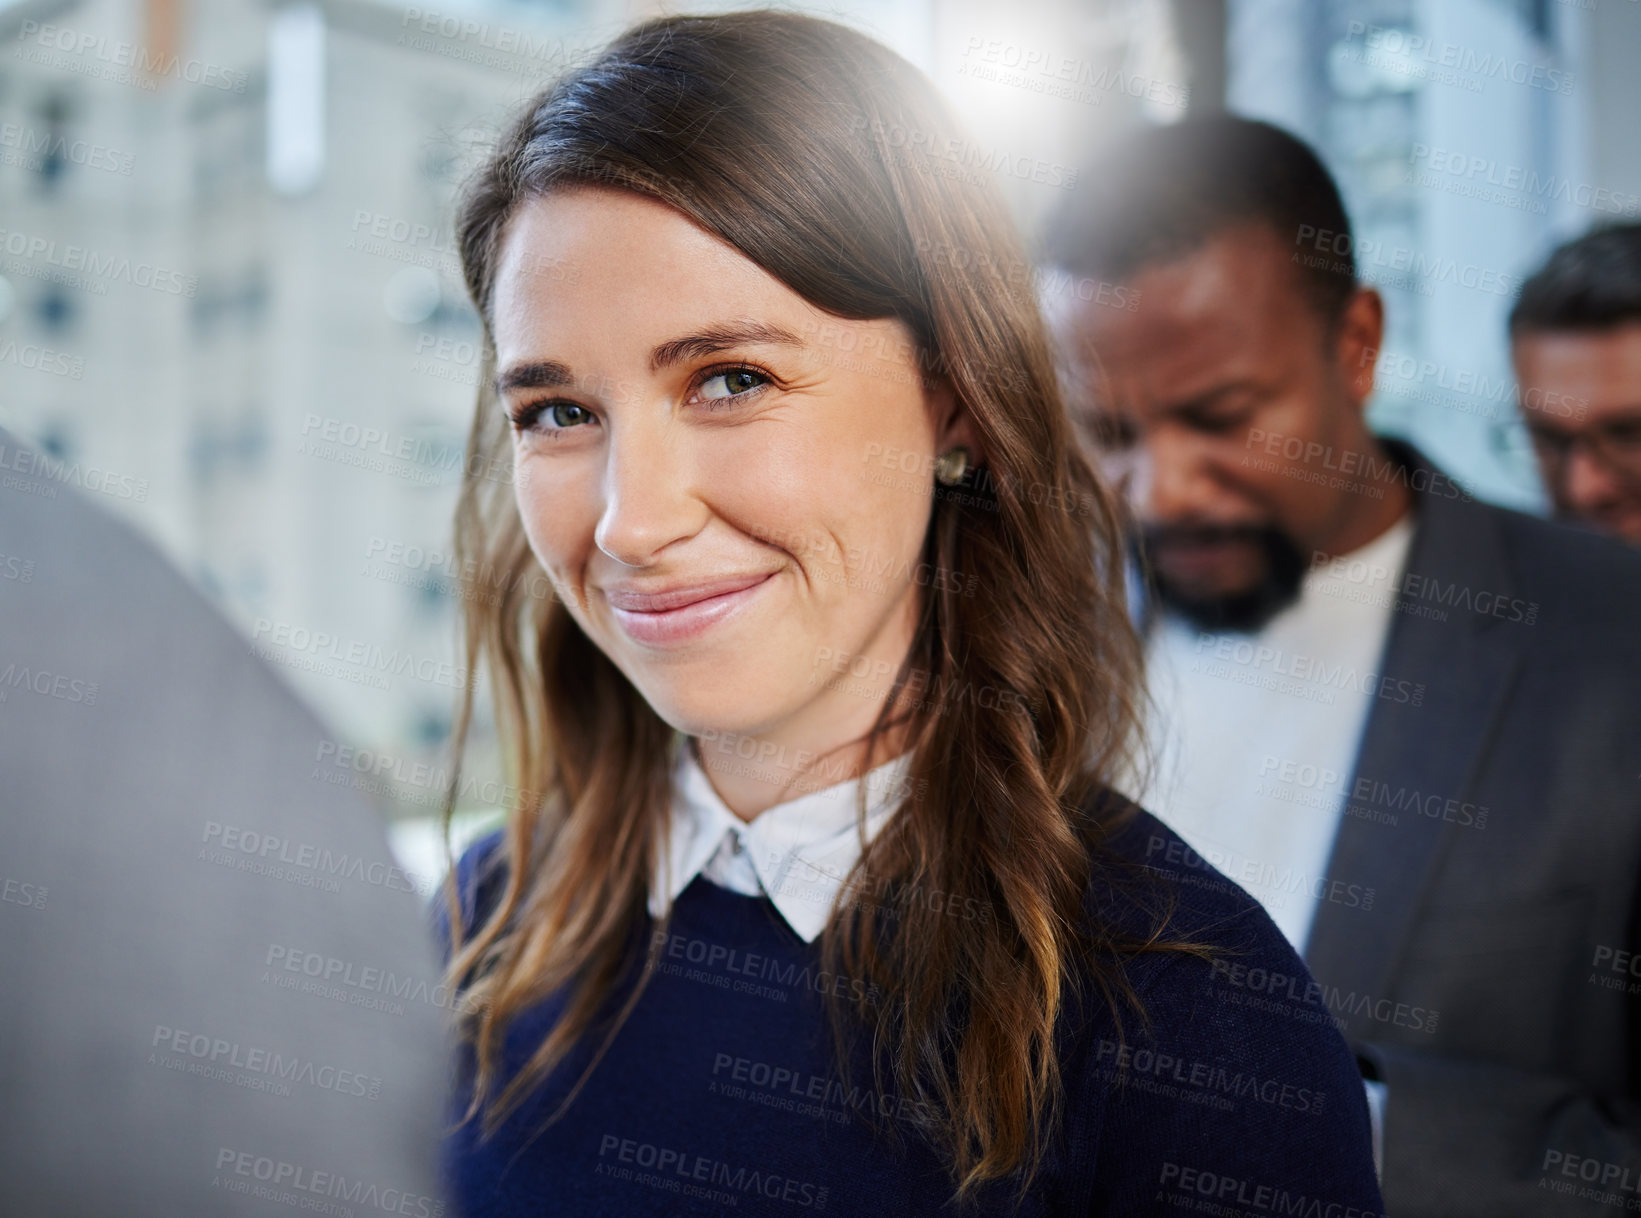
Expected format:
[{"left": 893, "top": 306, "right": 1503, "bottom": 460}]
[{"left": 604, "top": 571, "right": 777, "bottom": 646}]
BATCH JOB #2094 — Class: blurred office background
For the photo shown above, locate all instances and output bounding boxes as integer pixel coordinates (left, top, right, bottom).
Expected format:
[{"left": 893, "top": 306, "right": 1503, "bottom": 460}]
[{"left": 2, "top": 0, "right": 1636, "bottom": 875}]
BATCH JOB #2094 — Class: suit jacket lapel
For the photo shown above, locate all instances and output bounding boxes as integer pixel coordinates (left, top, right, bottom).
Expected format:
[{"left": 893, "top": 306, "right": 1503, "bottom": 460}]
[{"left": 1302, "top": 444, "right": 1523, "bottom": 1033}]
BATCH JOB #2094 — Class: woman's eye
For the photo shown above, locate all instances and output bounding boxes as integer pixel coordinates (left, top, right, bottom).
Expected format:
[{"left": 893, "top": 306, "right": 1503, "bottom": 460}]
[
  {"left": 547, "top": 402, "right": 591, "bottom": 428},
  {"left": 698, "top": 367, "right": 769, "bottom": 401},
  {"left": 508, "top": 400, "right": 595, "bottom": 437}
]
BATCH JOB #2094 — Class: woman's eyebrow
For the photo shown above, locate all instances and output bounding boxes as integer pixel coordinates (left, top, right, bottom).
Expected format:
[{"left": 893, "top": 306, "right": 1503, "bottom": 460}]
[
  {"left": 493, "top": 358, "right": 574, "bottom": 397},
  {"left": 649, "top": 321, "right": 805, "bottom": 373},
  {"left": 492, "top": 322, "right": 806, "bottom": 397}
]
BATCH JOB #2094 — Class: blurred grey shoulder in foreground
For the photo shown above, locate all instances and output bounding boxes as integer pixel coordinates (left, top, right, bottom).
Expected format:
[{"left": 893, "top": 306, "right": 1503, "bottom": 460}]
[{"left": 0, "top": 426, "right": 450, "bottom": 1217}]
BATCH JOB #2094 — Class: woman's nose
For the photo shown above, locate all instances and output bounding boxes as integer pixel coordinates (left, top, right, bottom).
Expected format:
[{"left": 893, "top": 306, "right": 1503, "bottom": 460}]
[{"left": 593, "top": 416, "right": 708, "bottom": 567}]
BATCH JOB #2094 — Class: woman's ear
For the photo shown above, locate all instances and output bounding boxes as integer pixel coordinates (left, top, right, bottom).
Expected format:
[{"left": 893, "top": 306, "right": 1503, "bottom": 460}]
[{"left": 928, "top": 377, "right": 985, "bottom": 467}]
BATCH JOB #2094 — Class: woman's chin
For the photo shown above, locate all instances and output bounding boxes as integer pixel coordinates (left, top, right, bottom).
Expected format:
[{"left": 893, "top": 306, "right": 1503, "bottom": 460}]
[{"left": 637, "top": 683, "right": 790, "bottom": 743}]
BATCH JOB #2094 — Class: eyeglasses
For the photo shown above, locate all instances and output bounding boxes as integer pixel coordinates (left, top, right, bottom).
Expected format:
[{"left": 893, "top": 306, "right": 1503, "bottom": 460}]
[
  {"left": 1528, "top": 415, "right": 1641, "bottom": 484},
  {"left": 1491, "top": 414, "right": 1641, "bottom": 485}
]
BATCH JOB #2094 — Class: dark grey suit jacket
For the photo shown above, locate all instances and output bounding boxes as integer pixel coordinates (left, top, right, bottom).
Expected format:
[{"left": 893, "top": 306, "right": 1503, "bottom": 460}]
[
  {"left": 1303, "top": 440, "right": 1641, "bottom": 1216},
  {"left": 0, "top": 425, "right": 450, "bottom": 1215}
]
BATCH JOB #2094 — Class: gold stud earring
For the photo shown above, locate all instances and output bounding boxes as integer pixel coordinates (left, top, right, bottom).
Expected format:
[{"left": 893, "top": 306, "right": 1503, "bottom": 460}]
[{"left": 933, "top": 446, "right": 970, "bottom": 487}]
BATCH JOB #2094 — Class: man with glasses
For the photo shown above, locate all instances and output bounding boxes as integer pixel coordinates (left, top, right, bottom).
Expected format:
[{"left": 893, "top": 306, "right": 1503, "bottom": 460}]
[{"left": 1509, "top": 223, "right": 1641, "bottom": 544}]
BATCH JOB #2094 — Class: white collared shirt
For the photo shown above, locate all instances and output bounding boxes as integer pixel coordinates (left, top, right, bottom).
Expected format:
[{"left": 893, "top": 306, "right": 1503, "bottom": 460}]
[{"left": 646, "top": 740, "right": 915, "bottom": 942}]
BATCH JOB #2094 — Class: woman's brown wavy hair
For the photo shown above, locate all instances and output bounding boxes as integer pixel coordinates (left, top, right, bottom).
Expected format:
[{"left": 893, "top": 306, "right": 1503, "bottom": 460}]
[{"left": 437, "top": 8, "right": 1190, "bottom": 1206}]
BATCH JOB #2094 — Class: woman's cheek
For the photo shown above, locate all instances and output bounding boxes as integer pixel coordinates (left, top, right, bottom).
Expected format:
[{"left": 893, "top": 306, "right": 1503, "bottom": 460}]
[
  {"left": 697, "top": 437, "right": 813, "bottom": 546},
  {"left": 513, "top": 460, "right": 593, "bottom": 605}
]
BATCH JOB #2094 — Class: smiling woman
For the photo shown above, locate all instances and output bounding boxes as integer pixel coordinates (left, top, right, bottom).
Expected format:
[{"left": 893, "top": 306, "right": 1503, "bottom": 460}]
[
  {"left": 487, "top": 186, "right": 966, "bottom": 735},
  {"left": 431, "top": 9, "right": 1384, "bottom": 1216}
]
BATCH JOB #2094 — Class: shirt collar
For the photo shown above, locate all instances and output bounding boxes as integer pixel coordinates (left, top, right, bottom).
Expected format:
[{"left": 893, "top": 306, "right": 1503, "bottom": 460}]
[{"left": 647, "top": 739, "right": 915, "bottom": 942}]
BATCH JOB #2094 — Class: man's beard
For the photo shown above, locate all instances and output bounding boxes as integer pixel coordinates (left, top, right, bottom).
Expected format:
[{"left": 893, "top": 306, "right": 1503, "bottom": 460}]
[{"left": 1134, "top": 523, "right": 1309, "bottom": 634}]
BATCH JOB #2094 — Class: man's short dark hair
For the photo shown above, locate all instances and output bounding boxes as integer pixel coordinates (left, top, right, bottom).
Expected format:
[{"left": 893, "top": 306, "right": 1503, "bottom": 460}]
[
  {"left": 1509, "top": 223, "right": 1641, "bottom": 337},
  {"left": 1039, "top": 114, "right": 1357, "bottom": 329}
]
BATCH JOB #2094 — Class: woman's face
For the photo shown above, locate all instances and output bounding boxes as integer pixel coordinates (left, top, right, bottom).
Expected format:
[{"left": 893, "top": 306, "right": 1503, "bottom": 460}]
[{"left": 489, "top": 187, "right": 970, "bottom": 750}]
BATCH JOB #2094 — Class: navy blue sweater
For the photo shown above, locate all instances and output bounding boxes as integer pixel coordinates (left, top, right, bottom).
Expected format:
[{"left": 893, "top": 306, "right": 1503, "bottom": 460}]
[{"left": 434, "top": 803, "right": 1385, "bottom": 1216}]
